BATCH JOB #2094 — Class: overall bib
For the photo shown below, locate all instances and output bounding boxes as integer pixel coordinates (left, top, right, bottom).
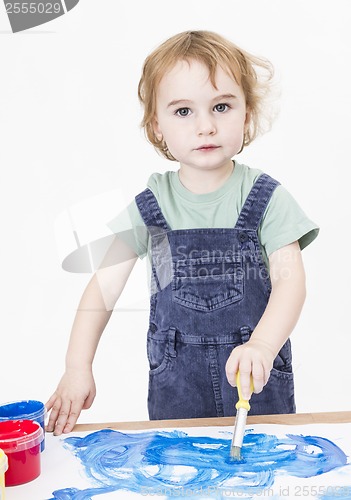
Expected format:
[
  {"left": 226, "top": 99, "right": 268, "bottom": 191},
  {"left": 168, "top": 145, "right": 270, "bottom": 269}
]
[{"left": 135, "top": 173, "right": 296, "bottom": 419}]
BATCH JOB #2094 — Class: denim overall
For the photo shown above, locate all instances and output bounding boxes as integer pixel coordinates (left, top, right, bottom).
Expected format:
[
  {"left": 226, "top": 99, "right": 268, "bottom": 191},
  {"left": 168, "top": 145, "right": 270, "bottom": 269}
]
[{"left": 135, "top": 173, "right": 296, "bottom": 419}]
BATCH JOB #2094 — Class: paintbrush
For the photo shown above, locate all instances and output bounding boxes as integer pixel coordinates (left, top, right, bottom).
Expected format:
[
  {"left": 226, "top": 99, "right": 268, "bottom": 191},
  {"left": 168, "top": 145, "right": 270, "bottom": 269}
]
[{"left": 230, "top": 371, "right": 253, "bottom": 461}]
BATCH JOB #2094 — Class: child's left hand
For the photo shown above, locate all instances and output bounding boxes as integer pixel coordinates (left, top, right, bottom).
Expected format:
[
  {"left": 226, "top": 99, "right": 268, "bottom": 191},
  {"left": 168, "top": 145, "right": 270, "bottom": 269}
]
[{"left": 225, "top": 338, "right": 275, "bottom": 400}]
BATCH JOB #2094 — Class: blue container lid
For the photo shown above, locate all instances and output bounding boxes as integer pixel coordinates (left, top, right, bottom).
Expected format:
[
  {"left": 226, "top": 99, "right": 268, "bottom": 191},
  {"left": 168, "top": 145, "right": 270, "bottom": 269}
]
[{"left": 0, "top": 400, "right": 46, "bottom": 421}]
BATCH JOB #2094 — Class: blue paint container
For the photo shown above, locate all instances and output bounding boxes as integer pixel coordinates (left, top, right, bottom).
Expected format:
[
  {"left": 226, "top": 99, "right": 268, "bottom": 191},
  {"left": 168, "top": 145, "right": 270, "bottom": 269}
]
[{"left": 0, "top": 400, "right": 46, "bottom": 452}]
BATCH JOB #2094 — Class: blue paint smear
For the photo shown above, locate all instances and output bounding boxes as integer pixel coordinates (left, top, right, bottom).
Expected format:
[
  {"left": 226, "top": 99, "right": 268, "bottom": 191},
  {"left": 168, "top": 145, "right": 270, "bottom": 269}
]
[
  {"left": 49, "top": 429, "right": 349, "bottom": 500},
  {"left": 320, "top": 492, "right": 351, "bottom": 500}
]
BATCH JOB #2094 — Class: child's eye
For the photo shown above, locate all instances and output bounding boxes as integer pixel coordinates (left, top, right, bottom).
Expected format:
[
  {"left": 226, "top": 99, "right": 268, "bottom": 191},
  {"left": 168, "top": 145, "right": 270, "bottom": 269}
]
[
  {"left": 214, "top": 103, "right": 229, "bottom": 113},
  {"left": 175, "top": 107, "right": 191, "bottom": 117}
]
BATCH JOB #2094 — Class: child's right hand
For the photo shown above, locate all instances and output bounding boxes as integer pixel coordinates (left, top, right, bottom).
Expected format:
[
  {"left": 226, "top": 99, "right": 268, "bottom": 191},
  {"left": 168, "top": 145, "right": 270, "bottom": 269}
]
[
  {"left": 225, "top": 338, "right": 274, "bottom": 400},
  {"left": 45, "top": 368, "right": 96, "bottom": 436}
]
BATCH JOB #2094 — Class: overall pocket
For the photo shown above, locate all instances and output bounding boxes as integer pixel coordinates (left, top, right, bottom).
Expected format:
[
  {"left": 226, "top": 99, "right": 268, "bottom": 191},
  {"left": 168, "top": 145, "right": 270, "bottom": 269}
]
[
  {"left": 147, "top": 328, "right": 176, "bottom": 376},
  {"left": 172, "top": 255, "right": 244, "bottom": 311},
  {"left": 272, "top": 338, "right": 293, "bottom": 375}
]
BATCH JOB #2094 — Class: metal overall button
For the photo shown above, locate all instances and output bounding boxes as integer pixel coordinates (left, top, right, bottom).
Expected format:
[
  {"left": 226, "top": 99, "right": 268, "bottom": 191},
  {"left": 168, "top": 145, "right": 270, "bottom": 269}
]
[{"left": 239, "top": 232, "right": 249, "bottom": 243}]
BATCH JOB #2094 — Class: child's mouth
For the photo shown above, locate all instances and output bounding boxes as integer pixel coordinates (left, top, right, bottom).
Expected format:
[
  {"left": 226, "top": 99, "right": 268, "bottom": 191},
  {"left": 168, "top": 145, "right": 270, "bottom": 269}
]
[{"left": 196, "top": 144, "right": 219, "bottom": 151}]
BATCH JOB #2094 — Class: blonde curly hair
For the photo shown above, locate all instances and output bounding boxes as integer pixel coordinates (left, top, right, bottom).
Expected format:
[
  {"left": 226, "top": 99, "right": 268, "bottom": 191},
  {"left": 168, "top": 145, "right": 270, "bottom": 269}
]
[{"left": 138, "top": 30, "right": 275, "bottom": 161}]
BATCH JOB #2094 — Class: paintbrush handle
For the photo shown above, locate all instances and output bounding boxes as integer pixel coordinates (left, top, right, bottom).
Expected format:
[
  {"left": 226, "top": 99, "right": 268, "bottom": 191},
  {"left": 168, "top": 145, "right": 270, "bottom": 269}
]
[{"left": 235, "top": 371, "right": 253, "bottom": 411}]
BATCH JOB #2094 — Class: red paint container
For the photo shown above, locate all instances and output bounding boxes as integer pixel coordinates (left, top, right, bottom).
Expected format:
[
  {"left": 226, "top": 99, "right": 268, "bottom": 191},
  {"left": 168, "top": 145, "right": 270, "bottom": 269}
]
[
  {"left": 0, "top": 400, "right": 47, "bottom": 451},
  {"left": 0, "top": 420, "right": 44, "bottom": 486}
]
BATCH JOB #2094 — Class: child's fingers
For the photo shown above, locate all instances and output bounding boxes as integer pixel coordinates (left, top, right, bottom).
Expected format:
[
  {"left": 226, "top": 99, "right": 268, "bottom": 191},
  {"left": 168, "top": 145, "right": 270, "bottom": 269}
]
[
  {"left": 46, "top": 396, "right": 86, "bottom": 435},
  {"left": 44, "top": 394, "right": 55, "bottom": 414},
  {"left": 225, "top": 352, "right": 239, "bottom": 387},
  {"left": 251, "top": 363, "right": 265, "bottom": 394},
  {"left": 52, "top": 399, "right": 72, "bottom": 436},
  {"left": 62, "top": 400, "right": 84, "bottom": 434},
  {"left": 238, "top": 364, "right": 252, "bottom": 400},
  {"left": 45, "top": 395, "right": 62, "bottom": 433}
]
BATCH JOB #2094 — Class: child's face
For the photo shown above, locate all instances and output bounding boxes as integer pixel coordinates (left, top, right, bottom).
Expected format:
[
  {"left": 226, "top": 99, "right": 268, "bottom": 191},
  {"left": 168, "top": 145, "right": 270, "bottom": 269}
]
[{"left": 153, "top": 59, "right": 248, "bottom": 172}]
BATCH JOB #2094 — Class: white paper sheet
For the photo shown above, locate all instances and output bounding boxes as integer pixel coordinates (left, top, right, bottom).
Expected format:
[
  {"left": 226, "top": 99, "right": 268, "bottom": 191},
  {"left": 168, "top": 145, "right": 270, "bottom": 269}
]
[{"left": 5, "top": 423, "right": 351, "bottom": 500}]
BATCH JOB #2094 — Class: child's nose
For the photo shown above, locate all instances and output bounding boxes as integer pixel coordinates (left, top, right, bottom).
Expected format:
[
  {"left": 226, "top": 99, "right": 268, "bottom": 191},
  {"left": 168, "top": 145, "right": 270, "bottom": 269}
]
[{"left": 196, "top": 113, "right": 217, "bottom": 136}]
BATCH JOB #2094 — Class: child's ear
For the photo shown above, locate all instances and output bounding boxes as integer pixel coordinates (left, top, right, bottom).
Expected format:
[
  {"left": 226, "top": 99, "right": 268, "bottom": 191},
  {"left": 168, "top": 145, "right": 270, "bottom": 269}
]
[
  {"left": 152, "top": 118, "right": 163, "bottom": 141},
  {"left": 244, "top": 109, "right": 251, "bottom": 131}
]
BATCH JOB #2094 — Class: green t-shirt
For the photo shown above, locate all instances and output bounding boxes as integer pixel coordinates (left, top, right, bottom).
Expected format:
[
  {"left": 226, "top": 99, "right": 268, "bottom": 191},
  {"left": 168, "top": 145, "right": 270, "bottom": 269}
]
[{"left": 108, "top": 161, "right": 319, "bottom": 264}]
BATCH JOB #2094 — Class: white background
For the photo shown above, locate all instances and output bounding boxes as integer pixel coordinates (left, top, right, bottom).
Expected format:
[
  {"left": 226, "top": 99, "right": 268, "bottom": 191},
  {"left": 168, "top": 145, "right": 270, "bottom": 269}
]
[{"left": 1, "top": 0, "right": 350, "bottom": 425}]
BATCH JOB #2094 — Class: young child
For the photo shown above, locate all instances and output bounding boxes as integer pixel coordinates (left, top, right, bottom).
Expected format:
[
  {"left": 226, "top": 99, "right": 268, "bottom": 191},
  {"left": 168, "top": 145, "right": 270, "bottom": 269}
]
[{"left": 46, "top": 30, "right": 319, "bottom": 435}]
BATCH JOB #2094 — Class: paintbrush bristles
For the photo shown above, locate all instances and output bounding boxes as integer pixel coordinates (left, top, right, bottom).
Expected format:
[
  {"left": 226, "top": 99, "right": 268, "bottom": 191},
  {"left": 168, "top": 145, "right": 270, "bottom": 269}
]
[{"left": 229, "top": 445, "right": 241, "bottom": 461}]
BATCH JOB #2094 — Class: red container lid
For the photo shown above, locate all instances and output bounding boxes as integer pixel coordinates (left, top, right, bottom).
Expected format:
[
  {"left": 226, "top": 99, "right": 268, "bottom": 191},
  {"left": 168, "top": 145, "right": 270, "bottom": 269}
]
[{"left": 0, "top": 420, "right": 43, "bottom": 453}]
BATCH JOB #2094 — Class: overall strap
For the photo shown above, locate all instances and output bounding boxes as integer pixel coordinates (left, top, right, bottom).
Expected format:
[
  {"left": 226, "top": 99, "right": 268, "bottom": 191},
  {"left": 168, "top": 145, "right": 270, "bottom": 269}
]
[
  {"left": 135, "top": 188, "right": 171, "bottom": 294},
  {"left": 234, "top": 173, "right": 280, "bottom": 230},
  {"left": 135, "top": 188, "right": 171, "bottom": 234}
]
